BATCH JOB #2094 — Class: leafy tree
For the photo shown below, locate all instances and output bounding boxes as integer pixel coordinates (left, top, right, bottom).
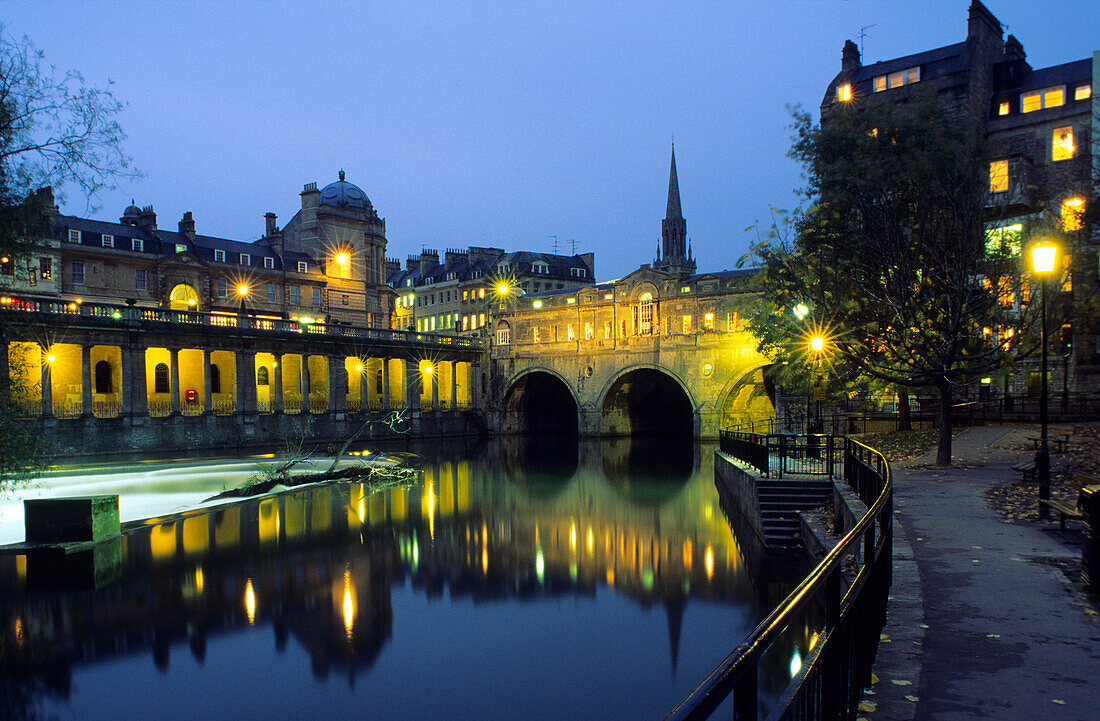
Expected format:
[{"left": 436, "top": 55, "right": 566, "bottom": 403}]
[
  {"left": 0, "top": 27, "right": 138, "bottom": 487},
  {"left": 750, "top": 95, "right": 1050, "bottom": 465}
]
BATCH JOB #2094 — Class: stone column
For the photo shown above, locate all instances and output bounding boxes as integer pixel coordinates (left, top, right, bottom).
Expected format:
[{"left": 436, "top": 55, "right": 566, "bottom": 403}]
[
  {"left": 0, "top": 337, "right": 10, "bottom": 406},
  {"left": 40, "top": 352, "right": 52, "bottom": 418},
  {"left": 274, "top": 356, "right": 284, "bottom": 414},
  {"left": 360, "top": 360, "right": 370, "bottom": 413},
  {"left": 406, "top": 360, "right": 421, "bottom": 412},
  {"left": 123, "top": 346, "right": 147, "bottom": 420},
  {"left": 301, "top": 354, "right": 311, "bottom": 413},
  {"left": 470, "top": 360, "right": 481, "bottom": 410},
  {"left": 81, "top": 345, "right": 93, "bottom": 417},
  {"left": 237, "top": 350, "right": 257, "bottom": 416},
  {"left": 203, "top": 351, "right": 213, "bottom": 413},
  {"left": 330, "top": 355, "right": 346, "bottom": 414},
  {"left": 430, "top": 364, "right": 439, "bottom": 412},
  {"left": 169, "top": 348, "right": 181, "bottom": 415},
  {"left": 450, "top": 362, "right": 458, "bottom": 412},
  {"left": 381, "top": 358, "right": 391, "bottom": 411}
]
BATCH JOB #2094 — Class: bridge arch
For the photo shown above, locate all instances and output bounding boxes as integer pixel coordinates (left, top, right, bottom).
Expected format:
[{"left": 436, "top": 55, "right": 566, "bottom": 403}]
[
  {"left": 597, "top": 364, "right": 697, "bottom": 438},
  {"left": 716, "top": 362, "right": 776, "bottom": 432},
  {"left": 501, "top": 367, "right": 579, "bottom": 435}
]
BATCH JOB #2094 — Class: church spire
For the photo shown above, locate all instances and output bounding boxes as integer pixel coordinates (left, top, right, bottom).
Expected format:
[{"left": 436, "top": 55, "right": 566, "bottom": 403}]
[{"left": 666, "top": 144, "right": 682, "bottom": 222}]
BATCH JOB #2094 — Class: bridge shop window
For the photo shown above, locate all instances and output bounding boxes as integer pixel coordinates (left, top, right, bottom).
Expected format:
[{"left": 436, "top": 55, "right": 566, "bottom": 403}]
[
  {"left": 289, "top": 286, "right": 299, "bottom": 304},
  {"left": 94, "top": 361, "right": 113, "bottom": 394},
  {"left": 153, "top": 363, "right": 170, "bottom": 394},
  {"left": 727, "top": 311, "right": 739, "bottom": 332},
  {"left": 68, "top": 229, "right": 81, "bottom": 243}
]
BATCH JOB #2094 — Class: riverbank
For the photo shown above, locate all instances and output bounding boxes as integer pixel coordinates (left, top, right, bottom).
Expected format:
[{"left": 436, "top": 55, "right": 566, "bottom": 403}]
[{"left": 866, "top": 425, "right": 1100, "bottom": 720}]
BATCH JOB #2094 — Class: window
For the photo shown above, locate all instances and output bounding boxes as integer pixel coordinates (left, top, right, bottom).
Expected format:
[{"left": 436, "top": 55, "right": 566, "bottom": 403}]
[
  {"left": 533, "top": 327, "right": 541, "bottom": 343},
  {"left": 727, "top": 311, "right": 739, "bottom": 332},
  {"left": 216, "top": 277, "right": 227, "bottom": 297},
  {"left": 101, "top": 234, "right": 114, "bottom": 248},
  {"left": 1052, "top": 126, "right": 1075, "bottom": 161},
  {"left": 132, "top": 238, "right": 143, "bottom": 252},
  {"left": 989, "top": 160, "right": 1009, "bottom": 193},
  {"left": 585, "top": 322, "right": 593, "bottom": 340},
  {"left": 175, "top": 244, "right": 187, "bottom": 254},
  {"left": 312, "top": 287, "right": 321, "bottom": 306},
  {"left": 704, "top": 312, "right": 714, "bottom": 330},
  {"left": 1062, "top": 197, "right": 1085, "bottom": 232},
  {"left": 680, "top": 286, "right": 691, "bottom": 293},
  {"left": 264, "top": 257, "right": 275, "bottom": 269},
  {"left": 566, "top": 297, "right": 576, "bottom": 305},
  {"left": 39, "top": 257, "right": 52, "bottom": 280},
  {"left": 682, "top": 315, "right": 693, "bottom": 334},
  {"left": 837, "top": 83, "right": 852, "bottom": 102},
  {"left": 267, "top": 283, "right": 277, "bottom": 303},
  {"left": 210, "top": 364, "right": 221, "bottom": 394},
  {"left": 297, "top": 261, "right": 307, "bottom": 273},
  {"left": 446, "top": 272, "right": 456, "bottom": 280},
  {"left": 620, "top": 319, "right": 627, "bottom": 338},
  {"left": 425, "top": 277, "right": 434, "bottom": 285},
  {"left": 873, "top": 66, "right": 919, "bottom": 92},
  {"left": 497, "top": 324, "right": 510, "bottom": 345},
  {"left": 479, "top": 313, "right": 485, "bottom": 327},
  {"left": 567, "top": 324, "right": 576, "bottom": 341},
  {"left": 478, "top": 288, "right": 485, "bottom": 299},
  {"left": 240, "top": 253, "right": 251, "bottom": 266},
  {"left": 72, "top": 262, "right": 85, "bottom": 285},
  {"left": 154, "top": 363, "right": 170, "bottom": 394},
  {"left": 462, "top": 290, "right": 468, "bottom": 301},
  {"left": 636, "top": 292, "right": 654, "bottom": 335},
  {"left": 68, "top": 229, "right": 81, "bottom": 243},
  {"left": 1021, "top": 85, "right": 1065, "bottom": 113},
  {"left": 984, "top": 223, "right": 1023, "bottom": 257},
  {"left": 533, "top": 262, "right": 549, "bottom": 274},
  {"left": 604, "top": 320, "right": 612, "bottom": 339},
  {"left": 214, "top": 249, "right": 225, "bottom": 262},
  {"left": 1075, "top": 84, "right": 1092, "bottom": 101},
  {"left": 462, "top": 315, "right": 469, "bottom": 331},
  {"left": 257, "top": 366, "right": 270, "bottom": 386},
  {"left": 571, "top": 267, "right": 587, "bottom": 277},
  {"left": 1, "top": 257, "right": 11, "bottom": 275},
  {"left": 136, "top": 269, "right": 148, "bottom": 291},
  {"left": 342, "top": 294, "right": 350, "bottom": 306},
  {"left": 998, "top": 102, "right": 1010, "bottom": 116},
  {"left": 94, "top": 361, "right": 112, "bottom": 394}
]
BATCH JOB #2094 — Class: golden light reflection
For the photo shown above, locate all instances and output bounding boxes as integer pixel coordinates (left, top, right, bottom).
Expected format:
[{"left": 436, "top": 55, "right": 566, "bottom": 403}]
[
  {"left": 683, "top": 539, "right": 693, "bottom": 571},
  {"left": 14, "top": 616, "right": 24, "bottom": 646},
  {"left": 482, "top": 547, "right": 489, "bottom": 575},
  {"left": 606, "top": 568, "right": 615, "bottom": 585},
  {"left": 422, "top": 481, "right": 436, "bottom": 540},
  {"left": 587, "top": 528, "right": 595, "bottom": 556},
  {"left": 569, "top": 522, "right": 577, "bottom": 553},
  {"left": 195, "top": 567, "right": 204, "bottom": 594},
  {"left": 245, "top": 579, "right": 256, "bottom": 624},
  {"left": 705, "top": 545, "right": 715, "bottom": 580},
  {"left": 342, "top": 569, "right": 356, "bottom": 640}
]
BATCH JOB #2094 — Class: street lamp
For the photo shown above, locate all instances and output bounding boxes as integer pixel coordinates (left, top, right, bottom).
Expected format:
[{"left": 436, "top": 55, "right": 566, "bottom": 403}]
[
  {"left": 1031, "top": 239, "right": 1058, "bottom": 519},
  {"left": 809, "top": 335, "right": 826, "bottom": 432}
]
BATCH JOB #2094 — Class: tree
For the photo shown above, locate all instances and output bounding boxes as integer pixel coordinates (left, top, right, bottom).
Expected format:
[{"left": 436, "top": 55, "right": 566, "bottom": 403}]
[
  {"left": 750, "top": 95, "right": 1050, "bottom": 465},
  {"left": 0, "top": 27, "right": 138, "bottom": 487}
]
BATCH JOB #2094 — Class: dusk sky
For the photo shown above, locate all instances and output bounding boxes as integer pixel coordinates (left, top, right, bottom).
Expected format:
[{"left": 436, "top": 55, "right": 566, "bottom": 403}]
[{"left": 9, "top": 1, "right": 1100, "bottom": 280}]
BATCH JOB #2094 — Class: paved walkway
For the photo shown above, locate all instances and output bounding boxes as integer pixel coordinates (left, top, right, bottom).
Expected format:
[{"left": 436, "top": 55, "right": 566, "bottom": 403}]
[{"left": 868, "top": 425, "right": 1100, "bottom": 721}]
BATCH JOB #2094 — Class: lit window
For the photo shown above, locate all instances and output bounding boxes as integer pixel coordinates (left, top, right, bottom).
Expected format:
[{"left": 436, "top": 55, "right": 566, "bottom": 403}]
[
  {"left": 101, "top": 234, "right": 114, "bottom": 248},
  {"left": 727, "top": 311, "right": 739, "bottom": 332},
  {"left": 1044, "top": 86, "right": 1065, "bottom": 107},
  {"left": 566, "top": 297, "right": 576, "bottom": 304},
  {"left": 72, "top": 261, "right": 85, "bottom": 285},
  {"left": 1052, "top": 126, "right": 1075, "bottom": 161},
  {"left": 604, "top": 292, "right": 613, "bottom": 300},
  {"left": 267, "top": 283, "right": 276, "bottom": 303},
  {"left": 462, "top": 290, "right": 468, "bottom": 301},
  {"left": 1062, "top": 197, "right": 1085, "bottom": 232},
  {"left": 533, "top": 327, "right": 541, "bottom": 343},
  {"left": 214, "top": 249, "right": 225, "bottom": 262},
  {"left": 1021, "top": 91, "right": 1041, "bottom": 113},
  {"left": 39, "top": 257, "right": 51, "bottom": 280},
  {"left": 906, "top": 67, "right": 920, "bottom": 84},
  {"left": 567, "top": 324, "right": 576, "bottom": 341},
  {"left": 173, "top": 244, "right": 186, "bottom": 254},
  {"left": 430, "top": 316, "right": 436, "bottom": 331},
  {"left": 297, "top": 261, "right": 307, "bottom": 273},
  {"left": 888, "top": 71, "right": 904, "bottom": 88},
  {"left": 680, "top": 286, "right": 691, "bottom": 293},
  {"left": 136, "top": 269, "right": 148, "bottom": 291},
  {"left": 240, "top": 253, "right": 251, "bottom": 266},
  {"left": 1021, "top": 85, "right": 1065, "bottom": 113},
  {"left": 637, "top": 292, "right": 654, "bottom": 335},
  {"left": 989, "top": 160, "right": 1009, "bottom": 193},
  {"left": 132, "top": 238, "right": 143, "bottom": 252},
  {"left": 497, "top": 325, "right": 510, "bottom": 344},
  {"left": 585, "top": 322, "right": 593, "bottom": 340},
  {"left": 604, "top": 320, "right": 612, "bottom": 339},
  {"left": 704, "top": 312, "right": 714, "bottom": 330},
  {"left": 837, "top": 83, "right": 852, "bottom": 102},
  {"left": 874, "top": 76, "right": 886, "bottom": 92},
  {"left": 682, "top": 315, "right": 693, "bottom": 334},
  {"left": 998, "top": 102, "right": 1009, "bottom": 116},
  {"left": 479, "top": 313, "right": 485, "bottom": 327},
  {"left": 478, "top": 289, "right": 485, "bottom": 299},
  {"left": 264, "top": 257, "right": 275, "bottom": 269},
  {"left": 68, "top": 229, "right": 81, "bottom": 243},
  {"left": 984, "top": 223, "right": 1023, "bottom": 257},
  {"left": 1075, "top": 85, "right": 1092, "bottom": 101}
]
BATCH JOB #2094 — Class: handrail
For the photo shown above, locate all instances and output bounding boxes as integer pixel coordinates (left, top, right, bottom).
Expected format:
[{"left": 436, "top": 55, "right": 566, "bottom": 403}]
[
  {"left": 665, "top": 437, "right": 892, "bottom": 721},
  {"left": 0, "top": 294, "right": 487, "bottom": 351}
]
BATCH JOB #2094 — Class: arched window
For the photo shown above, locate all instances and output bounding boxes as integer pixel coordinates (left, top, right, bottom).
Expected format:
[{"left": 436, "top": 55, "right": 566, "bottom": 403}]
[
  {"left": 634, "top": 292, "right": 654, "bottom": 335},
  {"left": 210, "top": 364, "right": 221, "bottom": 394},
  {"left": 154, "top": 363, "right": 170, "bottom": 394},
  {"left": 497, "top": 321, "right": 511, "bottom": 345},
  {"left": 94, "top": 360, "right": 113, "bottom": 394},
  {"left": 257, "top": 366, "right": 270, "bottom": 386}
]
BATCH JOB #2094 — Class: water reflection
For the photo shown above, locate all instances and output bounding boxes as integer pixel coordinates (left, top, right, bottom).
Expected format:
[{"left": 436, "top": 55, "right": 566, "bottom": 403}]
[{"left": 0, "top": 437, "right": 794, "bottom": 721}]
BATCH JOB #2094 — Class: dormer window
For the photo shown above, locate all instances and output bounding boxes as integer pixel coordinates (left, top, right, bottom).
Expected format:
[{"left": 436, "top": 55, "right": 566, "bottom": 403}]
[
  {"left": 570, "top": 267, "right": 587, "bottom": 278},
  {"left": 214, "top": 249, "right": 225, "bottom": 262},
  {"left": 68, "top": 229, "right": 81, "bottom": 243},
  {"left": 264, "top": 257, "right": 275, "bottom": 269},
  {"left": 405, "top": 278, "right": 412, "bottom": 286},
  {"left": 425, "top": 277, "right": 434, "bottom": 285},
  {"left": 240, "top": 253, "right": 251, "bottom": 266},
  {"left": 175, "top": 244, "right": 187, "bottom": 254},
  {"left": 297, "top": 261, "right": 307, "bottom": 273},
  {"left": 132, "top": 238, "right": 143, "bottom": 252},
  {"left": 873, "top": 66, "right": 919, "bottom": 92},
  {"left": 1075, "top": 85, "right": 1092, "bottom": 101},
  {"left": 446, "top": 272, "right": 456, "bottom": 280},
  {"left": 1021, "top": 86, "right": 1065, "bottom": 113},
  {"left": 533, "top": 262, "right": 549, "bottom": 274},
  {"left": 101, "top": 234, "right": 114, "bottom": 248}
]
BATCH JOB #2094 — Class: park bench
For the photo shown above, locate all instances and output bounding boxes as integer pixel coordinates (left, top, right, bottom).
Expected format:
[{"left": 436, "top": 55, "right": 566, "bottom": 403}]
[
  {"left": 1038, "top": 498, "right": 1082, "bottom": 530},
  {"left": 1012, "top": 460, "right": 1037, "bottom": 483},
  {"left": 1027, "top": 434, "right": 1070, "bottom": 453}
]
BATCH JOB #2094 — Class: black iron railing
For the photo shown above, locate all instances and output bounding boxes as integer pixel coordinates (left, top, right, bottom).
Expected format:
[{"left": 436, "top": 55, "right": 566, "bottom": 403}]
[
  {"left": 719, "top": 431, "right": 843, "bottom": 478},
  {"left": 666, "top": 437, "right": 892, "bottom": 721}
]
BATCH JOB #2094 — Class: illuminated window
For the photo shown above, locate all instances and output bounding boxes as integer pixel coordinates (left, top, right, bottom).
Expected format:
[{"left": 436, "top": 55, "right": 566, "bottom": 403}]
[
  {"left": 682, "top": 315, "right": 693, "bottom": 334},
  {"left": 1044, "top": 86, "right": 1065, "bottom": 107},
  {"left": 704, "top": 312, "right": 714, "bottom": 330},
  {"left": 680, "top": 286, "right": 691, "bottom": 293},
  {"left": 998, "top": 102, "right": 1009, "bottom": 116},
  {"left": 984, "top": 223, "right": 1022, "bottom": 257},
  {"left": 136, "top": 269, "right": 148, "bottom": 291},
  {"left": 462, "top": 315, "right": 469, "bottom": 331},
  {"left": 566, "top": 297, "right": 576, "bottom": 305},
  {"left": 989, "top": 160, "right": 1009, "bottom": 193},
  {"left": 604, "top": 292, "right": 613, "bottom": 300},
  {"left": 1062, "top": 197, "right": 1085, "bottom": 231},
  {"left": 478, "top": 288, "right": 485, "bottom": 299},
  {"left": 154, "top": 363, "right": 169, "bottom": 394},
  {"left": 874, "top": 66, "right": 919, "bottom": 93},
  {"left": 1062, "top": 255, "right": 1073, "bottom": 291},
  {"left": 1021, "top": 85, "right": 1065, "bottom": 113},
  {"left": 1075, "top": 85, "right": 1092, "bottom": 101},
  {"left": 297, "top": 261, "right": 307, "bottom": 273},
  {"left": 72, "top": 262, "right": 84, "bottom": 285},
  {"left": 874, "top": 76, "right": 886, "bottom": 92},
  {"left": 68, "top": 229, "right": 81, "bottom": 243},
  {"left": 479, "top": 313, "right": 485, "bottom": 327},
  {"left": 727, "top": 311, "right": 738, "bottom": 331},
  {"left": 567, "top": 324, "right": 576, "bottom": 341},
  {"left": 430, "top": 316, "right": 436, "bottom": 331},
  {"left": 604, "top": 320, "right": 612, "bottom": 339},
  {"left": 636, "top": 292, "right": 654, "bottom": 335},
  {"left": 101, "top": 234, "right": 114, "bottom": 248},
  {"left": 174, "top": 244, "right": 186, "bottom": 254},
  {"left": 1052, "top": 126, "right": 1075, "bottom": 161},
  {"left": 497, "top": 324, "right": 510, "bottom": 344},
  {"left": 214, "top": 249, "right": 225, "bottom": 262},
  {"left": 39, "top": 257, "right": 51, "bottom": 280},
  {"left": 533, "top": 327, "right": 541, "bottom": 343},
  {"left": 585, "top": 322, "right": 593, "bottom": 340},
  {"left": 837, "top": 83, "right": 852, "bottom": 102}
]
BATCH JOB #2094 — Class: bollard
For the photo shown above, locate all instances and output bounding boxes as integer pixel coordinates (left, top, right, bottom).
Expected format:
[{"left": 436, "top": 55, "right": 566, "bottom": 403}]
[{"left": 1080, "top": 485, "right": 1100, "bottom": 590}]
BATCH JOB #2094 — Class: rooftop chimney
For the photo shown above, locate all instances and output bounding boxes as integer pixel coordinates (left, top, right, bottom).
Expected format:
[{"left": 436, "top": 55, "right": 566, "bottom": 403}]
[
  {"left": 842, "top": 40, "right": 861, "bottom": 73},
  {"left": 178, "top": 211, "right": 196, "bottom": 242},
  {"left": 138, "top": 206, "right": 157, "bottom": 234},
  {"left": 265, "top": 212, "right": 277, "bottom": 237}
]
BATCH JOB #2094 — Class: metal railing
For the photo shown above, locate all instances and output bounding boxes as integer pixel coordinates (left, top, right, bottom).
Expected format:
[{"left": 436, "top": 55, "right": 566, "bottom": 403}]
[
  {"left": 666, "top": 437, "right": 892, "bottom": 721},
  {"left": 0, "top": 295, "right": 487, "bottom": 350},
  {"left": 719, "top": 431, "right": 843, "bottom": 478}
]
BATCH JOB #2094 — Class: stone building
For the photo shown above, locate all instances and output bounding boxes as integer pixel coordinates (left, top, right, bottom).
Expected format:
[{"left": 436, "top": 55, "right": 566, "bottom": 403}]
[
  {"left": 821, "top": 0, "right": 1099, "bottom": 395},
  {"left": 386, "top": 246, "right": 595, "bottom": 335}
]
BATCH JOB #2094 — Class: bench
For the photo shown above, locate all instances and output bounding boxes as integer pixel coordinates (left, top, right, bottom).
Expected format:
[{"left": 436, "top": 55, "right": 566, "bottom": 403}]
[
  {"left": 1039, "top": 498, "right": 1082, "bottom": 530},
  {"left": 1028, "top": 434, "right": 1070, "bottom": 452},
  {"left": 1012, "top": 460, "right": 1037, "bottom": 483}
]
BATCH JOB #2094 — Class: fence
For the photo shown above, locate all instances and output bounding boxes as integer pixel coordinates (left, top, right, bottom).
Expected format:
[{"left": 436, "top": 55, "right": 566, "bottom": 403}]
[
  {"left": 719, "top": 431, "right": 843, "bottom": 478},
  {"left": 665, "top": 437, "right": 892, "bottom": 721}
]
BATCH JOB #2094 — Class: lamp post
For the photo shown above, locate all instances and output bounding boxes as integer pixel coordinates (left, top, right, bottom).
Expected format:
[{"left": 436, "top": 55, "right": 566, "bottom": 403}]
[
  {"left": 810, "top": 335, "right": 825, "bottom": 433},
  {"left": 1031, "top": 240, "right": 1058, "bottom": 520}
]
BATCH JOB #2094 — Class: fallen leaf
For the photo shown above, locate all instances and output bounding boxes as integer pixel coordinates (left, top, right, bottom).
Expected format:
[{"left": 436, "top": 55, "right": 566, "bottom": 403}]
[
  {"left": 972, "top": 559, "right": 980, "bottom": 564},
  {"left": 919, "top": 623, "right": 929, "bottom": 629},
  {"left": 1052, "top": 699, "right": 1067, "bottom": 705},
  {"left": 905, "top": 695, "right": 919, "bottom": 702},
  {"left": 891, "top": 679, "right": 912, "bottom": 686},
  {"left": 858, "top": 700, "right": 877, "bottom": 713},
  {"left": 986, "top": 633, "right": 1001, "bottom": 638},
  {"left": 870, "top": 672, "right": 879, "bottom": 685},
  {"left": 971, "top": 545, "right": 983, "bottom": 549}
]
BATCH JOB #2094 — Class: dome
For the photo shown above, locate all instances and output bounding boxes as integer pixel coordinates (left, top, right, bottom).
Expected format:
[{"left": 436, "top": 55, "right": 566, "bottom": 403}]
[
  {"left": 319, "top": 170, "right": 370, "bottom": 210},
  {"left": 123, "top": 200, "right": 141, "bottom": 218}
]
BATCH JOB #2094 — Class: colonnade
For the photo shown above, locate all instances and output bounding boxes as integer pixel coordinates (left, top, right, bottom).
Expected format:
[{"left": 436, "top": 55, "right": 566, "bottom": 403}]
[{"left": 6, "top": 341, "right": 477, "bottom": 420}]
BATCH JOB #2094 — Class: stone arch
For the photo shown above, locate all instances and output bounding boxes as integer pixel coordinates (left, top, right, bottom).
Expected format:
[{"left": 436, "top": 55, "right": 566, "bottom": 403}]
[
  {"left": 716, "top": 362, "right": 776, "bottom": 432},
  {"left": 94, "top": 360, "right": 113, "bottom": 394},
  {"left": 169, "top": 284, "right": 200, "bottom": 311},
  {"left": 501, "top": 366, "right": 579, "bottom": 435},
  {"left": 597, "top": 364, "right": 697, "bottom": 437}
]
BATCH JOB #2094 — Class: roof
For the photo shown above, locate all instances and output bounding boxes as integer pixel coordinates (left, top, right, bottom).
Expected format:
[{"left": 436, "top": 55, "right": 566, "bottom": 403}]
[{"left": 1021, "top": 59, "right": 1092, "bottom": 91}]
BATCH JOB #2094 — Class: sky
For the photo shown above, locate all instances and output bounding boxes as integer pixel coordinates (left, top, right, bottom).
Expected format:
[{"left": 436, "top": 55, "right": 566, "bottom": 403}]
[{"left": 6, "top": 0, "right": 1100, "bottom": 280}]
